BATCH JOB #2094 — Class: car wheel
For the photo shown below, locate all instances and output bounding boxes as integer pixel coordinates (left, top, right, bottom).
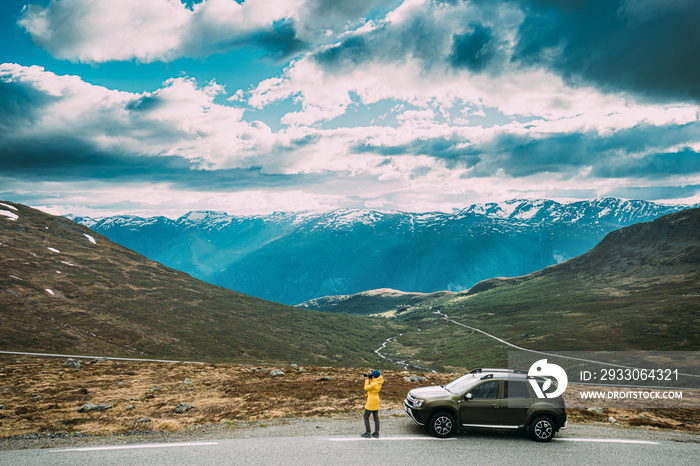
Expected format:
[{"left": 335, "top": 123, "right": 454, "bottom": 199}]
[
  {"left": 529, "top": 416, "right": 555, "bottom": 442},
  {"left": 428, "top": 412, "right": 457, "bottom": 438}
]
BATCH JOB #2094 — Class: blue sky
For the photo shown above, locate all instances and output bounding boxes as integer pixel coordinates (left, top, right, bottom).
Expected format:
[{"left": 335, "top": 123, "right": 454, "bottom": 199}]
[{"left": 1, "top": 0, "right": 699, "bottom": 217}]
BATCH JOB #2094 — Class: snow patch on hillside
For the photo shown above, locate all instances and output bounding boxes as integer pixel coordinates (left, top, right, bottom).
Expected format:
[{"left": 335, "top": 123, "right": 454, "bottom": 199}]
[
  {"left": 0, "top": 210, "right": 19, "bottom": 221},
  {"left": 84, "top": 233, "right": 97, "bottom": 244},
  {"left": 0, "top": 202, "right": 18, "bottom": 211},
  {"left": 47, "top": 247, "right": 60, "bottom": 253}
]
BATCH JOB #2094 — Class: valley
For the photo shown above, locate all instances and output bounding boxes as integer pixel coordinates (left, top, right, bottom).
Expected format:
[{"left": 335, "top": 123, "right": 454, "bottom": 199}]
[{"left": 312, "top": 207, "right": 700, "bottom": 371}]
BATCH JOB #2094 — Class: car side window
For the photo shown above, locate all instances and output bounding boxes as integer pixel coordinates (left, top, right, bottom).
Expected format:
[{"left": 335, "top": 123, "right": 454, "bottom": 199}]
[
  {"left": 469, "top": 381, "right": 500, "bottom": 399},
  {"left": 504, "top": 381, "right": 531, "bottom": 399}
]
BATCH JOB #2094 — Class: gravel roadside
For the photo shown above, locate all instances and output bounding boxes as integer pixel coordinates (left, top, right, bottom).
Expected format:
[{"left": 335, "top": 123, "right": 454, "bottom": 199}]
[{"left": 1, "top": 409, "right": 698, "bottom": 451}]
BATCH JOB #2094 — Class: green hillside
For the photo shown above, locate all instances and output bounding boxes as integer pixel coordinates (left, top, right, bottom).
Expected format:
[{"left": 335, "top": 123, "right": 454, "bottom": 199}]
[{"left": 0, "top": 201, "right": 400, "bottom": 366}]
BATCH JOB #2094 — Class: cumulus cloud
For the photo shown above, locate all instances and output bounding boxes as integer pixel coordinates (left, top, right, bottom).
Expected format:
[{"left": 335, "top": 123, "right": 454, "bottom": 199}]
[
  {"left": 0, "top": 63, "right": 275, "bottom": 172},
  {"left": 17, "top": 0, "right": 389, "bottom": 63},
  {"left": 4, "top": 61, "right": 698, "bottom": 194}
]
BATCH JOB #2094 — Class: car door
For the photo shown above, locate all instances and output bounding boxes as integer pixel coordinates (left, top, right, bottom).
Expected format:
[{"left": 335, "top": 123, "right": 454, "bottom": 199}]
[
  {"left": 460, "top": 380, "right": 502, "bottom": 426},
  {"left": 501, "top": 380, "right": 533, "bottom": 427}
]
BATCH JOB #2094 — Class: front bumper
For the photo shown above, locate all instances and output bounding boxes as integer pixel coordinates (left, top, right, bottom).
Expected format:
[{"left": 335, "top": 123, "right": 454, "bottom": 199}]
[{"left": 403, "top": 401, "right": 425, "bottom": 426}]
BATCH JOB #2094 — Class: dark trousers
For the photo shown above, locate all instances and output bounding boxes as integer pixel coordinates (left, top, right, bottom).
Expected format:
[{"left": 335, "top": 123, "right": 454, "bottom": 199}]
[{"left": 363, "top": 409, "right": 379, "bottom": 433}]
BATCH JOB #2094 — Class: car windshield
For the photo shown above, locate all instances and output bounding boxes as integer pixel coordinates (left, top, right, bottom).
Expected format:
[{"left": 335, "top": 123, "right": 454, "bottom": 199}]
[{"left": 444, "top": 374, "right": 479, "bottom": 394}]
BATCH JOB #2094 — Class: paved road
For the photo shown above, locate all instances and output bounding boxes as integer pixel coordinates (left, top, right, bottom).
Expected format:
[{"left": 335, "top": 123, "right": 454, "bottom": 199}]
[{"left": 2, "top": 432, "right": 698, "bottom": 466}]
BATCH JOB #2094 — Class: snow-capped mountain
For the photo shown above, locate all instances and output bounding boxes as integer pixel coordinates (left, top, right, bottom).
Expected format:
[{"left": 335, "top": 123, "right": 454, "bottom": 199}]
[{"left": 67, "top": 198, "right": 694, "bottom": 305}]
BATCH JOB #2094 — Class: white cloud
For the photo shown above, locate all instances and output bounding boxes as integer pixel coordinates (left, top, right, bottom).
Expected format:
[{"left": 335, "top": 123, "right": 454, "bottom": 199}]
[
  {"left": 0, "top": 63, "right": 277, "bottom": 169},
  {"left": 17, "top": 0, "right": 391, "bottom": 63},
  {"left": 18, "top": 0, "right": 303, "bottom": 63},
  {"left": 19, "top": 0, "right": 190, "bottom": 62}
]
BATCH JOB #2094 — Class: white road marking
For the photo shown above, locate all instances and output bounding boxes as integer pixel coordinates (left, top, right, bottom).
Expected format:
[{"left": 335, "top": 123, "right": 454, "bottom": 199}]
[
  {"left": 58, "top": 442, "right": 218, "bottom": 451},
  {"left": 554, "top": 438, "right": 659, "bottom": 445},
  {"left": 329, "top": 436, "right": 455, "bottom": 442},
  {"left": 0, "top": 350, "right": 205, "bottom": 364}
]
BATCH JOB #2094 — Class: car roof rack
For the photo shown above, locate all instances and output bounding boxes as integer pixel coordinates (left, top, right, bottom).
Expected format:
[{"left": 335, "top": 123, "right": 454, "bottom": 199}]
[{"left": 470, "top": 368, "right": 527, "bottom": 374}]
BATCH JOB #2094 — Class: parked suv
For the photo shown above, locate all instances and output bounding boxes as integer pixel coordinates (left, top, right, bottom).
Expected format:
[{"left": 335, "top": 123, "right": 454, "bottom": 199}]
[{"left": 403, "top": 368, "right": 567, "bottom": 441}]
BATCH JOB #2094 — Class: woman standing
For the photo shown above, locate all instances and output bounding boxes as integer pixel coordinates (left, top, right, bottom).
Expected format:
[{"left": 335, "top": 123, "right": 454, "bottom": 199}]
[{"left": 361, "top": 370, "right": 384, "bottom": 438}]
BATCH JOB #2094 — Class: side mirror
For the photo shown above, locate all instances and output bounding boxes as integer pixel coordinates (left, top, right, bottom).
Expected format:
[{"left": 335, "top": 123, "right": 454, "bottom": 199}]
[{"left": 464, "top": 393, "right": 473, "bottom": 401}]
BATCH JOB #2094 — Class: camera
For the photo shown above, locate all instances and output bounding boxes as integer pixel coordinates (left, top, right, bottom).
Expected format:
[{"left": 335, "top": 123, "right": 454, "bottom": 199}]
[{"left": 363, "top": 373, "right": 372, "bottom": 378}]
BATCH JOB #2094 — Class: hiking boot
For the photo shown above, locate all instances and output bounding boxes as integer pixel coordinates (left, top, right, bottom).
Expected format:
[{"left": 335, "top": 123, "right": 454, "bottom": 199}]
[
  {"left": 361, "top": 432, "right": 371, "bottom": 438},
  {"left": 372, "top": 432, "right": 379, "bottom": 438}
]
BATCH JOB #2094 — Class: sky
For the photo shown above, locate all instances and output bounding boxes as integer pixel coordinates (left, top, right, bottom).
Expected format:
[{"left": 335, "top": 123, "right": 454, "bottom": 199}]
[{"left": 1, "top": 0, "right": 699, "bottom": 218}]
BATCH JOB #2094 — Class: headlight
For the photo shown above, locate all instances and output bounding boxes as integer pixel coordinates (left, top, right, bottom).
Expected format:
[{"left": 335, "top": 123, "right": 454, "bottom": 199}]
[{"left": 413, "top": 398, "right": 424, "bottom": 408}]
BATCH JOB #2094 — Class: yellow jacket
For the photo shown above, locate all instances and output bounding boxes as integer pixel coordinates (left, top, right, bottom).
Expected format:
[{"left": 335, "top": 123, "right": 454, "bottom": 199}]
[{"left": 364, "top": 375, "right": 384, "bottom": 411}]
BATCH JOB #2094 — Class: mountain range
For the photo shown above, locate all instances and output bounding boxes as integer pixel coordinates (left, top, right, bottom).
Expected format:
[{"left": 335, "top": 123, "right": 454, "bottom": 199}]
[
  {"left": 2, "top": 200, "right": 698, "bottom": 372},
  {"left": 309, "top": 207, "right": 700, "bottom": 370},
  {"left": 69, "top": 198, "right": 694, "bottom": 305},
  {"left": 0, "top": 201, "right": 397, "bottom": 365}
]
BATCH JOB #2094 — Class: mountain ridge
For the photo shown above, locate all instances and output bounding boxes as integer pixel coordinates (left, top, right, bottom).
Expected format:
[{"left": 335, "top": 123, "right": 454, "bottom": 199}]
[{"left": 68, "top": 198, "right": 695, "bottom": 304}]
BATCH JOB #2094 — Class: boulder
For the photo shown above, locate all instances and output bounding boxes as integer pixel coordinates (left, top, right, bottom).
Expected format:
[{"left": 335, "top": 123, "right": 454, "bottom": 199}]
[
  {"left": 270, "top": 370, "right": 285, "bottom": 377},
  {"left": 403, "top": 374, "right": 428, "bottom": 383},
  {"left": 33, "top": 395, "right": 42, "bottom": 402},
  {"left": 183, "top": 378, "right": 192, "bottom": 385},
  {"left": 126, "top": 405, "right": 135, "bottom": 411},
  {"left": 587, "top": 407, "right": 605, "bottom": 415},
  {"left": 317, "top": 376, "right": 334, "bottom": 381},
  {"left": 63, "top": 358, "right": 81, "bottom": 370},
  {"left": 174, "top": 402, "right": 193, "bottom": 413},
  {"left": 78, "top": 403, "right": 112, "bottom": 413},
  {"left": 89, "top": 357, "right": 109, "bottom": 364},
  {"left": 136, "top": 417, "right": 151, "bottom": 423}
]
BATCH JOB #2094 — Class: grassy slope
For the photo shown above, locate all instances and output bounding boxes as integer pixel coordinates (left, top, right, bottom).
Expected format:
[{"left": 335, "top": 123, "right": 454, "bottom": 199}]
[
  {"left": 0, "top": 201, "right": 400, "bottom": 366},
  {"left": 298, "top": 288, "right": 452, "bottom": 316}
]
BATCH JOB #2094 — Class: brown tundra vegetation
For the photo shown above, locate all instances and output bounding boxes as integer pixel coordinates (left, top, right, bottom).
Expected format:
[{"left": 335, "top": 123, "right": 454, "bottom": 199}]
[{"left": 1, "top": 356, "right": 698, "bottom": 437}]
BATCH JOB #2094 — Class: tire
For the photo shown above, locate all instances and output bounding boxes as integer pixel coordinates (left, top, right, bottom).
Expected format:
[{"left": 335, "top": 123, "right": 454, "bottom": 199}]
[
  {"left": 428, "top": 412, "right": 457, "bottom": 438},
  {"left": 529, "top": 416, "right": 555, "bottom": 442}
]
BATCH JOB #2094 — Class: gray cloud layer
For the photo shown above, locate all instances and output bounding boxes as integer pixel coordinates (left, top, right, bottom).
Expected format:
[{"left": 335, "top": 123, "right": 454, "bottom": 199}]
[{"left": 513, "top": 0, "right": 700, "bottom": 102}]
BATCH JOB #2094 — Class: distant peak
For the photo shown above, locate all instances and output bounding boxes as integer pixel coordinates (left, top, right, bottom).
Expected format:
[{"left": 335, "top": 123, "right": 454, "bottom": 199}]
[{"left": 179, "top": 210, "right": 230, "bottom": 222}]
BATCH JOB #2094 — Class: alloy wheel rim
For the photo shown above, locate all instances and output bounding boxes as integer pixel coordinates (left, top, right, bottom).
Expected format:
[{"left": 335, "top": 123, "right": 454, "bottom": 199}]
[
  {"left": 534, "top": 420, "right": 553, "bottom": 439},
  {"left": 435, "top": 416, "right": 452, "bottom": 435}
]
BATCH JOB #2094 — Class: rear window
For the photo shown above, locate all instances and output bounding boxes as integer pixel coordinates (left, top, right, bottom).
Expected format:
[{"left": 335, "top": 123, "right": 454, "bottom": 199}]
[{"left": 504, "top": 380, "right": 531, "bottom": 399}]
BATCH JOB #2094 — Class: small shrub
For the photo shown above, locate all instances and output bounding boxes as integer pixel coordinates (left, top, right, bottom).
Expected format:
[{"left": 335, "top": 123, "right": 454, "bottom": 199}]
[{"left": 155, "top": 419, "right": 181, "bottom": 432}]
